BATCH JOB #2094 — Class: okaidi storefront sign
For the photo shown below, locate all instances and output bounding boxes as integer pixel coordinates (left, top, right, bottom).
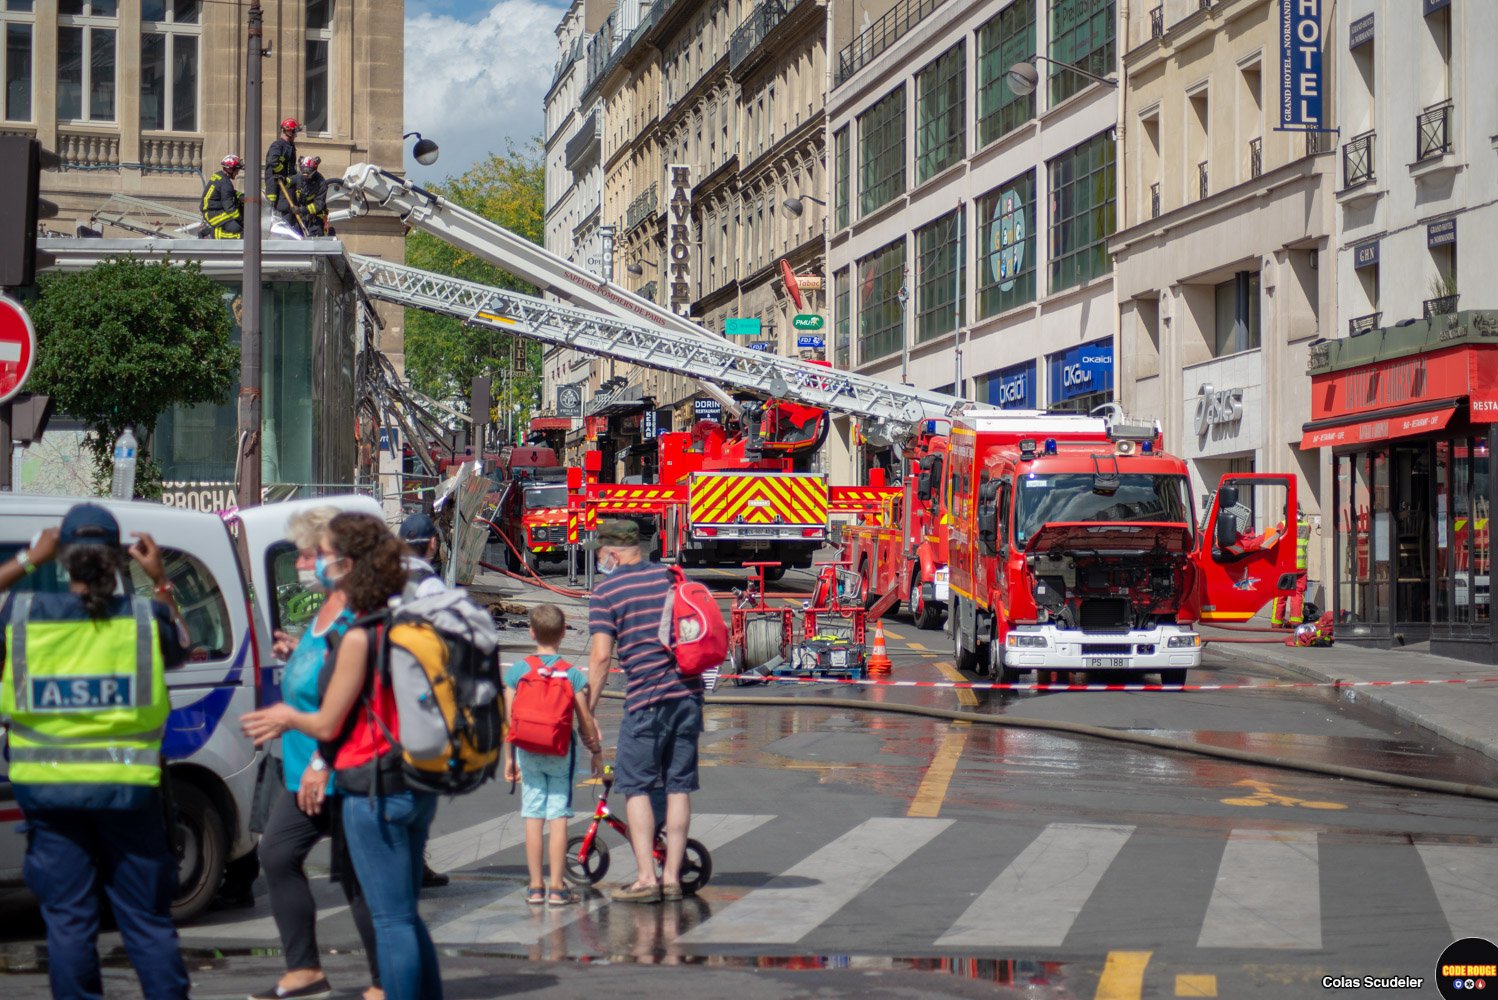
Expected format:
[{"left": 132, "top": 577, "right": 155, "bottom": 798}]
[{"left": 1049, "top": 340, "right": 1114, "bottom": 402}]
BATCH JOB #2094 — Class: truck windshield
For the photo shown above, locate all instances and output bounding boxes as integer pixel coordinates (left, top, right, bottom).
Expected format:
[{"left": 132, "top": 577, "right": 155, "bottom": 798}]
[
  {"left": 523, "top": 485, "right": 568, "bottom": 510},
  {"left": 1014, "top": 473, "right": 1192, "bottom": 545}
]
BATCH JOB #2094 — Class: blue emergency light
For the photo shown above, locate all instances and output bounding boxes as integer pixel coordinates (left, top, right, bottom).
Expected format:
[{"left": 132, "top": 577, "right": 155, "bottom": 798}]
[
  {"left": 1141, "top": 440, "right": 1153, "bottom": 453},
  {"left": 1043, "top": 438, "right": 1057, "bottom": 455}
]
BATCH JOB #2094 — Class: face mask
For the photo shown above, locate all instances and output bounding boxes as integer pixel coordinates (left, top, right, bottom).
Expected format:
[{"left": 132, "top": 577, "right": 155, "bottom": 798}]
[
  {"left": 597, "top": 554, "right": 616, "bottom": 576},
  {"left": 297, "top": 568, "right": 321, "bottom": 591},
  {"left": 314, "top": 554, "right": 343, "bottom": 589}
]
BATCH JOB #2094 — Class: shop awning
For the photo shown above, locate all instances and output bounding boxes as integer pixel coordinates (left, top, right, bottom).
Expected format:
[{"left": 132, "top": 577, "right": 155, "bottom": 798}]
[{"left": 1300, "top": 404, "right": 1458, "bottom": 450}]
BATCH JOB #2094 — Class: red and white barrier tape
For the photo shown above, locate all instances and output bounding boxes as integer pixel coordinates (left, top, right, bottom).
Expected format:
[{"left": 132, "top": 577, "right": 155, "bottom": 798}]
[{"left": 697, "top": 673, "right": 1498, "bottom": 693}]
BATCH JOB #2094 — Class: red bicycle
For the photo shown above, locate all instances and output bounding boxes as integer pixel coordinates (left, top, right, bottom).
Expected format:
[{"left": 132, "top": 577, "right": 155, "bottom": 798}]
[{"left": 564, "top": 765, "right": 712, "bottom": 894}]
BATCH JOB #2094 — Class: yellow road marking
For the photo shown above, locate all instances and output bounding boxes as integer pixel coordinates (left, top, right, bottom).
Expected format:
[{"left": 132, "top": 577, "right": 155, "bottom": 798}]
[
  {"left": 1095, "top": 951, "right": 1152, "bottom": 1000},
  {"left": 907, "top": 727, "right": 967, "bottom": 818},
  {"left": 881, "top": 627, "right": 904, "bottom": 640},
  {"left": 934, "top": 659, "right": 980, "bottom": 708},
  {"left": 1175, "top": 974, "right": 1218, "bottom": 997},
  {"left": 1219, "top": 779, "right": 1346, "bottom": 810},
  {"left": 907, "top": 641, "right": 928, "bottom": 652}
]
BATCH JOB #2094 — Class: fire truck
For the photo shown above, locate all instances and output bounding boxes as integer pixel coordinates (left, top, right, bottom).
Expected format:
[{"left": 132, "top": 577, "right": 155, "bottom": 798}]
[
  {"left": 947, "top": 411, "right": 1300, "bottom": 684},
  {"left": 484, "top": 445, "right": 569, "bottom": 573}
]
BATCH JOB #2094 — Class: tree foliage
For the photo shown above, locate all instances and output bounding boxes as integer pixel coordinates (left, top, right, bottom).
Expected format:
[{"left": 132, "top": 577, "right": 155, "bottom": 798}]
[
  {"left": 29, "top": 258, "right": 239, "bottom": 497},
  {"left": 404, "top": 140, "right": 546, "bottom": 434}
]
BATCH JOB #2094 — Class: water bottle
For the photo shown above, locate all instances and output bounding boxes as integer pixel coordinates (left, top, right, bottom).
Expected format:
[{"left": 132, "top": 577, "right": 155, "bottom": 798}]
[{"left": 111, "top": 427, "right": 138, "bottom": 500}]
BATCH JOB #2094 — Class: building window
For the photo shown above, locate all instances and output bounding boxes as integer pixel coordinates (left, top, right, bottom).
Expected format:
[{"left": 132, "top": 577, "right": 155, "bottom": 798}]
[
  {"left": 915, "top": 43, "right": 964, "bottom": 183},
  {"left": 977, "top": 169, "right": 1037, "bottom": 317},
  {"left": 141, "top": 0, "right": 200, "bottom": 132},
  {"left": 305, "top": 0, "right": 333, "bottom": 134},
  {"left": 58, "top": 1, "right": 118, "bottom": 123},
  {"left": 976, "top": 0, "right": 1034, "bottom": 147},
  {"left": 834, "top": 125, "right": 850, "bottom": 230},
  {"left": 858, "top": 85, "right": 905, "bottom": 218},
  {"left": 1048, "top": 130, "right": 1116, "bottom": 292},
  {"left": 915, "top": 208, "right": 964, "bottom": 343},
  {"left": 1213, "top": 271, "right": 1261, "bottom": 356},
  {"left": 1049, "top": 0, "right": 1114, "bottom": 106},
  {"left": 857, "top": 237, "right": 905, "bottom": 364},
  {"left": 834, "top": 268, "right": 851, "bottom": 370},
  {"left": 2, "top": 1, "right": 34, "bottom": 122}
]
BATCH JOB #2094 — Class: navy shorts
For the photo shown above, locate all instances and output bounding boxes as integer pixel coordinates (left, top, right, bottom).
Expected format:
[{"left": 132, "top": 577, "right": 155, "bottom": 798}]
[{"left": 614, "top": 695, "right": 703, "bottom": 797}]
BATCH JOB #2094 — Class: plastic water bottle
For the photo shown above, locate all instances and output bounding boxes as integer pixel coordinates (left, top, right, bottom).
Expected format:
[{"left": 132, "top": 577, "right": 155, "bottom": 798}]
[{"left": 111, "top": 427, "right": 138, "bottom": 500}]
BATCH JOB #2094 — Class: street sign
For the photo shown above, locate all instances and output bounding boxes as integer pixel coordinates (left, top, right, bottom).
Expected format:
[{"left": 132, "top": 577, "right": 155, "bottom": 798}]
[
  {"left": 792, "top": 314, "right": 824, "bottom": 331},
  {"left": 749, "top": 341, "right": 773, "bottom": 352},
  {"left": 796, "top": 335, "right": 824, "bottom": 348},
  {"left": 0, "top": 294, "right": 37, "bottom": 404},
  {"left": 794, "top": 274, "right": 823, "bottom": 291},
  {"left": 725, "top": 317, "right": 762, "bottom": 337}
]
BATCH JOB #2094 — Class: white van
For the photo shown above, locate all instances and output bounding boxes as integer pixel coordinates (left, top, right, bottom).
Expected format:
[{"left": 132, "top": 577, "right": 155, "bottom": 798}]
[{"left": 0, "top": 494, "right": 381, "bottom": 922}]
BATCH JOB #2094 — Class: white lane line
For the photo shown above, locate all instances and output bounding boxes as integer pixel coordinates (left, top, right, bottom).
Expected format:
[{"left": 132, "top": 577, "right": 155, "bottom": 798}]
[
  {"left": 1197, "top": 829, "right": 1321, "bottom": 949},
  {"left": 678, "top": 817, "right": 952, "bottom": 945},
  {"left": 936, "top": 823, "right": 1135, "bottom": 948},
  {"left": 1417, "top": 844, "right": 1498, "bottom": 940}
]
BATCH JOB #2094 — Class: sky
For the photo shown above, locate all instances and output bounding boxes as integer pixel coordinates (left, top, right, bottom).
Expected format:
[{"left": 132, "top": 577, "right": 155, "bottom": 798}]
[{"left": 404, "top": 0, "right": 571, "bottom": 181}]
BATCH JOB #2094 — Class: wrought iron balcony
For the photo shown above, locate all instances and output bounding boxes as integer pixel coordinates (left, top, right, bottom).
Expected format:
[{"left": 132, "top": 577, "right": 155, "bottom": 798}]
[
  {"left": 730, "top": 0, "right": 808, "bottom": 71},
  {"left": 1249, "top": 137, "right": 1262, "bottom": 179},
  {"left": 625, "top": 183, "right": 658, "bottom": 231},
  {"left": 564, "top": 110, "right": 601, "bottom": 170},
  {"left": 1423, "top": 294, "right": 1459, "bottom": 319},
  {"left": 1197, "top": 160, "right": 1208, "bottom": 200},
  {"left": 1305, "top": 129, "right": 1334, "bottom": 156},
  {"left": 836, "top": 0, "right": 952, "bottom": 85},
  {"left": 1150, "top": 4, "right": 1163, "bottom": 38},
  {"left": 1342, "top": 130, "right": 1375, "bottom": 189},
  {"left": 1150, "top": 182, "right": 1160, "bottom": 219},
  {"left": 1348, "top": 312, "right": 1382, "bottom": 336},
  {"left": 1417, "top": 100, "right": 1452, "bottom": 161},
  {"left": 1199, "top": 0, "right": 1212, "bottom": 9}
]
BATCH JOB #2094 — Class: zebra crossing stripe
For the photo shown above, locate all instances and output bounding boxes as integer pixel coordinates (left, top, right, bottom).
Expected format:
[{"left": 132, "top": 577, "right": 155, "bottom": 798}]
[
  {"left": 1197, "top": 830, "right": 1320, "bottom": 949},
  {"left": 936, "top": 823, "right": 1135, "bottom": 948},
  {"left": 1416, "top": 843, "right": 1498, "bottom": 940},
  {"left": 678, "top": 817, "right": 952, "bottom": 945}
]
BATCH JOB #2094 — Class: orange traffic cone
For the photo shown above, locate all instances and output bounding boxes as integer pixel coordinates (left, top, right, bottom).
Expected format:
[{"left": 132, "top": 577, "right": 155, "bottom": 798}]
[{"left": 867, "top": 619, "right": 892, "bottom": 675}]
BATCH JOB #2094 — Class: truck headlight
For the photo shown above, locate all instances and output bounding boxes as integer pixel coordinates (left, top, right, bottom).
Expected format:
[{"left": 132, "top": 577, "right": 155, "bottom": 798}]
[
  {"left": 532, "top": 528, "right": 549, "bottom": 541},
  {"left": 1167, "top": 634, "right": 1200, "bottom": 648},
  {"left": 1006, "top": 633, "right": 1048, "bottom": 648}
]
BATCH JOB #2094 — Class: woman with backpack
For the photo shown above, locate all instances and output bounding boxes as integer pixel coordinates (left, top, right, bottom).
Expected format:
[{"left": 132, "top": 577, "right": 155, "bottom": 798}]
[{"left": 243, "top": 513, "right": 444, "bottom": 1000}]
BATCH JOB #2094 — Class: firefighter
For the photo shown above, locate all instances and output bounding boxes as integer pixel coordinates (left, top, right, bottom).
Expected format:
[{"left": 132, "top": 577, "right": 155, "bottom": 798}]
[
  {"left": 289, "top": 155, "right": 329, "bottom": 236},
  {"left": 1272, "top": 507, "right": 1311, "bottom": 627},
  {"left": 264, "top": 117, "right": 301, "bottom": 221},
  {"left": 201, "top": 154, "right": 245, "bottom": 239}
]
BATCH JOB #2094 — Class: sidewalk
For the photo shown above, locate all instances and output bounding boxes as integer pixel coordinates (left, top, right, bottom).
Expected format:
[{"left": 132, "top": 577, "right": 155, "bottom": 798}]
[{"left": 1206, "top": 626, "right": 1498, "bottom": 763}]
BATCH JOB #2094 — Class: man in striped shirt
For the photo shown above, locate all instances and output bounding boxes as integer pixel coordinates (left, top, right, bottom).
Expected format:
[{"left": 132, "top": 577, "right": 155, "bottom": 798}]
[{"left": 586, "top": 520, "right": 704, "bottom": 904}]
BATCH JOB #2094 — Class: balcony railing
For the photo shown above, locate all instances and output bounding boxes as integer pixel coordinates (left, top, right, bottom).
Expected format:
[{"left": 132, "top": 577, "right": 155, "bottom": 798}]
[
  {"left": 1348, "top": 312, "right": 1382, "bottom": 336},
  {"left": 1342, "top": 130, "right": 1375, "bottom": 189},
  {"left": 564, "top": 110, "right": 601, "bottom": 169},
  {"left": 1150, "top": 182, "right": 1160, "bottom": 219},
  {"left": 1150, "top": 4, "right": 1163, "bottom": 38},
  {"left": 1306, "top": 129, "right": 1334, "bottom": 156},
  {"left": 1417, "top": 100, "right": 1453, "bottom": 161},
  {"left": 1199, "top": 0, "right": 1212, "bottom": 9},
  {"left": 836, "top": 0, "right": 951, "bottom": 85},
  {"left": 1249, "top": 136, "right": 1262, "bottom": 179},
  {"left": 1423, "top": 294, "right": 1460, "bottom": 319},
  {"left": 625, "top": 183, "right": 658, "bottom": 231},
  {"left": 1197, "top": 160, "right": 1208, "bottom": 200},
  {"left": 730, "top": 0, "right": 808, "bottom": 71}
]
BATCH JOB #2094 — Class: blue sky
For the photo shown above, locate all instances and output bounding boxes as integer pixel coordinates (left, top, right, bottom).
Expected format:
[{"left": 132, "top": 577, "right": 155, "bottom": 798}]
[{"left": 404, "top": 0, "right": 571, "bottom": 181}]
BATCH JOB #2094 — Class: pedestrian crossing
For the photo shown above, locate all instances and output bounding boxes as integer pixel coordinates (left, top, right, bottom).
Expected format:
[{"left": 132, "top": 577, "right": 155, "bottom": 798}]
[{"left": 186, "top": 812, "right": 1493, "bottom": 955}]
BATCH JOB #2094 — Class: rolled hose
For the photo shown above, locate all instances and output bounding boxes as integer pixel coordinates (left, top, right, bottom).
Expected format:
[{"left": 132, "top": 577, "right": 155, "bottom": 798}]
[{"left": 599, "top": 690, "right": 1498, "bottom": 803}]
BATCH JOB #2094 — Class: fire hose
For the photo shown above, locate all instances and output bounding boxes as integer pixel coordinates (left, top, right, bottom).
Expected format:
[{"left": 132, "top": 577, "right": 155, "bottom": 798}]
[{"left": 473, "top": 516, "right": 590, "bottom": 599}]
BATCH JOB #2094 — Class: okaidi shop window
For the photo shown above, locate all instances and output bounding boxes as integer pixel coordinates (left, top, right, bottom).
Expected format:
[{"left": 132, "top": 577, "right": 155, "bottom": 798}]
[{"left": 1048, "top": 339, "right": 1113, "bottom": 413}]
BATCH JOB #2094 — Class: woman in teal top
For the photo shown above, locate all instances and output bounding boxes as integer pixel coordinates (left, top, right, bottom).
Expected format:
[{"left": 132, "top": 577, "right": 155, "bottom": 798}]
[{"left": 251, "top": 508, "right": 383, "bottom": 1000}]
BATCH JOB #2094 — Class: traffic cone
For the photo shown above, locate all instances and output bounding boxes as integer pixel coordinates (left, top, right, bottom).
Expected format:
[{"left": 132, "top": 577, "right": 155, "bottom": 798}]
[{"left": 867, "top": 619, "right": 892, "bottom": 675}]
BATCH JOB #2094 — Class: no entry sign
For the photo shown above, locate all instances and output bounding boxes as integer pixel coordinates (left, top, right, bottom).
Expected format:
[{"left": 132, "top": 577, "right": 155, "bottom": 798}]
[{"left": 0, "top": 294, "right": 37, "bottom": 404}]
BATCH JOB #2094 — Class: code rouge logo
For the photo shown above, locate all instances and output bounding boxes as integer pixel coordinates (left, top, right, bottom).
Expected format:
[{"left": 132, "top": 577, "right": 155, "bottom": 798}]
[{"left": 1438, "top": 937, "right": 1498, "bottom": 999}]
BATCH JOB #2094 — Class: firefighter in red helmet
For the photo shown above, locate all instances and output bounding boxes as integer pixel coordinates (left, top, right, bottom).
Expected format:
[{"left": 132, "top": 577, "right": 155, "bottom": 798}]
[
  {"left": 264, "top": 118, "right": 301, "bottom": 222},
  {"left": 201, "top": 154, "right": 245, "bottom": 239},
  {"left": 289, "top": 155, "right": 330, "bottom": 236}
]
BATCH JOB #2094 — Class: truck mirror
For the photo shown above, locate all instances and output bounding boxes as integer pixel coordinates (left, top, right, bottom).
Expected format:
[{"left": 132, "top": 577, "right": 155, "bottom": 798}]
[
  {"left": 1217, "top": 484, "right": 1239, "bottom": 509},
  {"left": 1216, "top": 513, "right": 1240, "bottom": 550},
  {"left": 916, "top": 472, "right": 932, "bottom": 502}
]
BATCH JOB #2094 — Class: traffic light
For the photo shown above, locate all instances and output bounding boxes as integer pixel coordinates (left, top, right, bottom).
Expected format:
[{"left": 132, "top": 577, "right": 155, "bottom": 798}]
[{"left": 0, "top": 135, "right": 59, "bottom": 288}]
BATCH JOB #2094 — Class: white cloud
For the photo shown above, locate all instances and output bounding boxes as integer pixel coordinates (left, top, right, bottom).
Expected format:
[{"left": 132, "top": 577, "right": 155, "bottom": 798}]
[{"left": 404, "top": 1, "right": 561, "bottom": 180}]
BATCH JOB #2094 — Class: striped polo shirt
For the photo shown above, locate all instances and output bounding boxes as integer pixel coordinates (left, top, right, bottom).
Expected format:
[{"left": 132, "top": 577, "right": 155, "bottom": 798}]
[{"left": 588, "top": 562, "right": 702, "bottom": 712}]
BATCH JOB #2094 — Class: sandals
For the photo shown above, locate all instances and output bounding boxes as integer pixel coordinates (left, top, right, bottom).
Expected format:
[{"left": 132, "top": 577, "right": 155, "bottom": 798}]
[
  {"left": 525, "top": 886, "right": 546, "bottom": 906},
  {"left": 547, "top": 887, "right": 580, "bottom": 906},
  {"left": 609, "top": 881, "right": 662, "bottom": 903}
]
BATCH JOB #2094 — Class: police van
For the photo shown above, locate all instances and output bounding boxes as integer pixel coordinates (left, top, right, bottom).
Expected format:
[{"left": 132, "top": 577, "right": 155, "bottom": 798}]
[{"left": 0, "top": 493, "right": 382, "bottom": 922}]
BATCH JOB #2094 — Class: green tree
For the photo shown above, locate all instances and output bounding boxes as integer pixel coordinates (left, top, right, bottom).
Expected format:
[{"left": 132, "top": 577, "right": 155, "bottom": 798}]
[
  {"left": 404, "top": 140, "right": 545, "bottom": 438},
  {"left": 29, "top": 258, "right": 239, "bottom": 498}
]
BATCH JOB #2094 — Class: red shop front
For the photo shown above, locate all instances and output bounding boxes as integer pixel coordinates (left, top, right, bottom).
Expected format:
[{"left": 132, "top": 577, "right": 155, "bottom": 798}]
[{"left": 1302, "top": 317, "right": 1497, "bottom": 660}]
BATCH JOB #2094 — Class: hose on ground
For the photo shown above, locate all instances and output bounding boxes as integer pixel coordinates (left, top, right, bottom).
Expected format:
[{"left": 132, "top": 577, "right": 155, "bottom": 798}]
[
  {"left": 473, "top": 516, "right": 590, "bottom": 599},
  {"left": 597, "top": 690, "right": 1498, "bottom": 803}
]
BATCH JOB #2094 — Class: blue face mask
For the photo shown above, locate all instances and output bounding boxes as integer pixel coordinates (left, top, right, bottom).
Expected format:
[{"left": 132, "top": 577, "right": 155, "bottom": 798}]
[{"left": 314, "top": 554, "right": 342, "bottom": 589}]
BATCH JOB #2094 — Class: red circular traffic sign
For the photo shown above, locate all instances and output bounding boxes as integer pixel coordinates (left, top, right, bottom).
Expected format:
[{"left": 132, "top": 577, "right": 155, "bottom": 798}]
[{"left": 0, "top": 294, "right": 37, "bottom": 404}]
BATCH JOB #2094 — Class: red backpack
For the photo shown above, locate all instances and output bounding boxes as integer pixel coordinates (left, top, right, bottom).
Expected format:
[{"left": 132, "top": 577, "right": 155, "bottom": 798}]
[
  {"left": 506, "top": 655, "right": 577, "bottom": 756},
  {"left": 658, "top": 565, "right": 729, "bottom": 677}
]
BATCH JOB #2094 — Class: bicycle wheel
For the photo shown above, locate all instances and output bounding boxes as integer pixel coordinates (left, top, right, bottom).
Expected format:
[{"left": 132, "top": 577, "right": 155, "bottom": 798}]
[
  {"left": 678, "top": 839, "right": 712, "bottom": 895},
  {"left": 564, "top": 833, "right": 609, "bottom": 886}
]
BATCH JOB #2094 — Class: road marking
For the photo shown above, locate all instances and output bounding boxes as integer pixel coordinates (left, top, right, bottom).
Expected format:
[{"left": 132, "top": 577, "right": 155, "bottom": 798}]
[
  {"left": 1095, "top": 951, "right": 1151, "bottom": 1000},
  {"left": 1219, "top": 779, "right": 1345, "bottom": 810},
  {"left": 679, "top": 817, "right": 952, "bottom": 945},
  {"left": 907, "top": 641, "right": 928, "bottom": 651},
  {"left": 934, "top": 659, "right": 980, "bottom": 707},
  {"left": 937, "top": 823, "right": 1135, "bottom": 948},
  {"left": 907, "top": 727, "right": 967, "bottom": 817},
  {"left": 1175, "top": 973, "right": 1218, "bottom": 997},
  {"left": 1417, "top": 843, "right": 1498, "bottom": 939},
  {"left": 881, "top": 627, "right": 905, "bottom": 640},
  {"left": 1197, "top": 829, "right": 1320, "bottom": 949}
]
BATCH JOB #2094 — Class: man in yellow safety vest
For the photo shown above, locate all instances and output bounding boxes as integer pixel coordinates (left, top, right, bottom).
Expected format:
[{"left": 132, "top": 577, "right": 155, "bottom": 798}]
[
  {"left": 1271, "top": 507, "right": 1311, "bottom": 628},
  {"left": 0, "top": 504, "right": 191, "bottom": 1000}
]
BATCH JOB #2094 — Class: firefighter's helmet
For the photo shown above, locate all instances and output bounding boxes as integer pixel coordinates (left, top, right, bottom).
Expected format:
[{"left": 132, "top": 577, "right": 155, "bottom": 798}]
[
  {"left": 300, "top": 155, "right": 321, "bottom": 173},
  {"left": 280, "top": 118, "right": 302, "bottom": 134},
  {"left": 221, "top": 154, "right": 245, "bottom": 173}
]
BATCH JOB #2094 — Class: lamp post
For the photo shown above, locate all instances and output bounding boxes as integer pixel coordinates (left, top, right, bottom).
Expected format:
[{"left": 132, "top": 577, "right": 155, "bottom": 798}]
[
  {"left": 1004, "top": 56, "right": 1118, "bottom": 98},
  {"left": 235, "top": 0, "right": 266, "bottom": 510},
  {"left": 782, "top": 194, "right": 827, "bottom": 216},
  {"left": 403, "top": 132, "right": 440, "bottom": 167}
]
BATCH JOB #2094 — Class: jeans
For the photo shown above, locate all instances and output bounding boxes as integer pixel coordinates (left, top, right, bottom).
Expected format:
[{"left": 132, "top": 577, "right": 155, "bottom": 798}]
[
  {"left": 342, "top": 791, "right": 442, "bottom": 1000},
  {"left": 22, "top": 797, "right": 191, "bottom": 1000}
]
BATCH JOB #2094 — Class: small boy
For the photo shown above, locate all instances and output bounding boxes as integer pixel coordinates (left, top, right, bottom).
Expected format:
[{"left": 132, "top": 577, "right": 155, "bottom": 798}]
[{"left": 502, "top": 604, "right": 604, "bottom": 906}]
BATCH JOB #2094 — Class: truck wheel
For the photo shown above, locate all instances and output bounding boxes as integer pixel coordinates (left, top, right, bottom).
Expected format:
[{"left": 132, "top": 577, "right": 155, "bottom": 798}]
[
  {"left": 951, "top": 601, "right": 979, "bottom": 674},
  {"left": 910, "top": 578, "right": 942, "bottom": 631},
  {"left": 762, "top": 565, "right": 786, "bottom": 583},
  {"left": 1160, "top": 669, "right": 1188, "bottom": 686},
  {"left": 523, "top": 548, "right": 540, "bottom": 575},
  {"left": 504, "top": 543, "right": 521, "bottom": 573},
  {"left": 990, "top": 641, "right": 1023, "bottom": 686},
  {"left": 170, "top": 782, "right": 228, "bottom": 924}
]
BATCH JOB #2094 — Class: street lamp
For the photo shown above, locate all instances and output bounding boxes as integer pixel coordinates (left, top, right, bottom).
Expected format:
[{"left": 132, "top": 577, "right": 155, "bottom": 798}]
[
  {"left": 626, "top": 258, "right": 658, "bottom": 277},
  {"left": 404, "top": 131, "right": 440, "bottom": 166},
  {"left": 1005, "top": 56, "right": 1117, "bottom": 97},
  {"left": 782, "top": 194, "right": 827, "bottom": 217}
]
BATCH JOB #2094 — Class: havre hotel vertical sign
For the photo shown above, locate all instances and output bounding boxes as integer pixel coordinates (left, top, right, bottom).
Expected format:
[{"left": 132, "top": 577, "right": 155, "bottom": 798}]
[
  {"left": 667, "top": 164, "right": 692, "bottom": 318},
  {"left": 1279, "top": 0, "right": 1324, "bottom": 130}
]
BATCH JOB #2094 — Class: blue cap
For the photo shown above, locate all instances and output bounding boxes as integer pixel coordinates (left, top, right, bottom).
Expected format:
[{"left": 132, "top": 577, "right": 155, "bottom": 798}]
[
  {"left": 399, "top": 513, "right": 437, "bottom": 545},
  {"left": 59, "top": 503, "right": 121, "bottom": 548}
]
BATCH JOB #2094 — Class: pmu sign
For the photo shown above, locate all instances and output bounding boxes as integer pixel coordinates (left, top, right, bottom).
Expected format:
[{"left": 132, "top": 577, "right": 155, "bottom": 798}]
[
  {"left": 1279, "top": 0, "right": 1324, "bottom": 129},
  {"left": 0, "top": 294, "right": 38, "bottom": 404}
]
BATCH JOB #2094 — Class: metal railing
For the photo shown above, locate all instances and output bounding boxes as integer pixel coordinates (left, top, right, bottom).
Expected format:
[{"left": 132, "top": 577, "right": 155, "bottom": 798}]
[
  {"left": 1417, "top": 100, "right": 1452, "bottom": 161},
  {"left": 1342, "top": 130, "right": 1375, "bottom": 189},
  {"left": 1423, "top": 294, "right": 1460, "bottom": 319},
  {"left": 1249, "top": 136, "right": 1262, "bottom": 179},
  {"left": 564, "top": 110, "right": 600, "bottom": 169},
  {"left": 1150, "top": 4, "right": 1163, "bottom": 38},
  {"left": 1197, "top": 160, "right": 1209, "bottom": 200},
  {"left": 1348, "top": 312, "right": 1381, "bottom": 336},
  {"left": 1199, "top": 0, "right": 1212, "bottom": 9},
  {"left": 1150, "top": 181, "right": 1160, "bottom": 218},
  {"left": 836, "top": 0, "right": 951, "bottom": 85},
  {"left": 625, "top": 183, "right": 658, "bottom": 231},
  {"left": 730, "top": 0, "right": 808, "bottom": 71},
  {"left": 1306, "top": 129, "right": 1334, "bottom": 156}
]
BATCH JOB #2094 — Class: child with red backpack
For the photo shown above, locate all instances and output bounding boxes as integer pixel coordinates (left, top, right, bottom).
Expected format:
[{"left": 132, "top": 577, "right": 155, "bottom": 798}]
[{"left": 502, "top": 604, "right": 603, "bottom": 906}]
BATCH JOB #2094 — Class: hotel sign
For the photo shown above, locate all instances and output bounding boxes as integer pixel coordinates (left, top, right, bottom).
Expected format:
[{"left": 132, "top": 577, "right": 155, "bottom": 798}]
[
  {"left": 1279, "top": 0, "right": 1324, "bottom": 129},
  {"left": 667, "top": 164, "right": 692, "bottom": 317}
]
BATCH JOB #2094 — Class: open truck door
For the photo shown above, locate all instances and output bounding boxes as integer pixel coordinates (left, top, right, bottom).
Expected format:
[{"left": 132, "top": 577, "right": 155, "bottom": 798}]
[{"left": 1197, "top": 473, "right": 1301, "bottom": 622}]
